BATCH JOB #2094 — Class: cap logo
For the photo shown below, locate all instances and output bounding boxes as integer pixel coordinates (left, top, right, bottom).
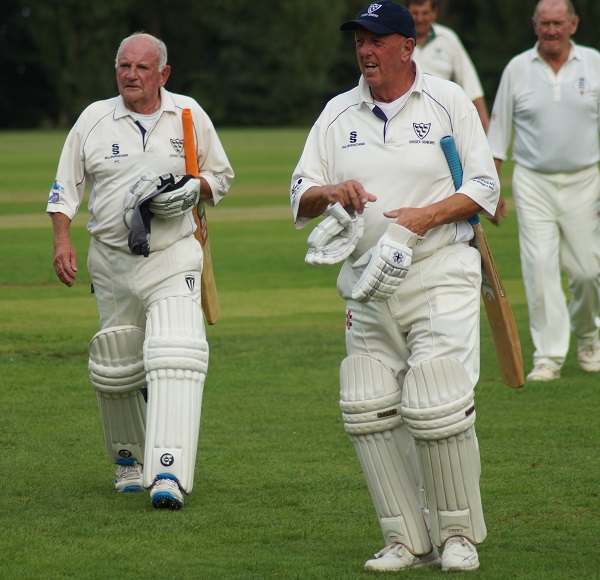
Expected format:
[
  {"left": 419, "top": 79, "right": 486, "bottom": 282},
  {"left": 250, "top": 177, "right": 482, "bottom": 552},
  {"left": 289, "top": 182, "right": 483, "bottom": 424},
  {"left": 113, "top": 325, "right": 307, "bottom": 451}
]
[{"left": 368, "top": 3, "right": 382, "bottom": 15}]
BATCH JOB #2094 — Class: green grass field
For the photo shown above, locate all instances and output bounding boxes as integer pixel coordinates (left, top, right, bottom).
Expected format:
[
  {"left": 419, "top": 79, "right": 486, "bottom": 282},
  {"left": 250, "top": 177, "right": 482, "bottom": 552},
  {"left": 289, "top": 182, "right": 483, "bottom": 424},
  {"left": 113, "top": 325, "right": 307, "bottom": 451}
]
[{"left": 0, "top": 129, "right": 598, "bottom": 579}]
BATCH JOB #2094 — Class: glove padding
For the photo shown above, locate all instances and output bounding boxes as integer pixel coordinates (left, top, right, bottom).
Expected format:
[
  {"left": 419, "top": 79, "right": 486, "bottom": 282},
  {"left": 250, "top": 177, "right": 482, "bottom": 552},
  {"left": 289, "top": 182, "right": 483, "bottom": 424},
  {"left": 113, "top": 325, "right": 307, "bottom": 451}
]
[
  {"left": 305, "top": 203, "right": 364, "bottom": 266},
  {"left": 123, "top": 171, "right": 200, "bottom": 228},
  {"left": 148, "top": 175, "right": 200, "bottom": 218},
  {"left": 351, "top": 223, "right": 421, "bottom": 303},
  {"left": 123, "top": 172, "right": 200, "bottom": 257}
]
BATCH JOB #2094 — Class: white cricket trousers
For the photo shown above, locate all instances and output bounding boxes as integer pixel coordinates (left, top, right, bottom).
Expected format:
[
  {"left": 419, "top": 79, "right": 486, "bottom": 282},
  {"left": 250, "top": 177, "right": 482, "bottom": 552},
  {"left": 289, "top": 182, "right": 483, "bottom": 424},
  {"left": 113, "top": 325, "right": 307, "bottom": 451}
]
[
  {"left": 344, "top": 242, "right": 481, "bottom": 385},
  {"left": 512, "top": 164, "right": 600, "bottom": 368},
  {"left": 87, "top": 235, "right": 204, "bottom": 330}
]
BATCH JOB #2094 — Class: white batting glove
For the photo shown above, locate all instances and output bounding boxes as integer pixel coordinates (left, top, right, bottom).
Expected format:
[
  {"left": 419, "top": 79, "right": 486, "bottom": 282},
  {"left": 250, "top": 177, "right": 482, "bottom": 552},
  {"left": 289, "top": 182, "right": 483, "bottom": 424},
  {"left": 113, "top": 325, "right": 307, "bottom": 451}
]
[
  {"left": 148, "top": 175, "right": 199, "bottom": 218},
  {"left": 123, "top": 171, "right": 162, "bottom": 228},
  {"left": 305, "top": 203, "right": 364, "bottom": 266},
  {"left": 351, "top": 223, "right": 421, "bottom": 303},
  {"left": 123, "top": 171, "right": 200, "bottom": 228}
]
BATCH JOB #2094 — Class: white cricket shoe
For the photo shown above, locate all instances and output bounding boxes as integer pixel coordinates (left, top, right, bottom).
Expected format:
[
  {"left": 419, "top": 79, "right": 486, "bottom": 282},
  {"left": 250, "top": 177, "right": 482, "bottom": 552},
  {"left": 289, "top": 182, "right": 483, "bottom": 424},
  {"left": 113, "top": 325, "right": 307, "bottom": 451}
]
[
  {"left": 577, "top": 339, "right": 600, "bottom": 372},
  {"left": 441, "top": 536, "right": 479, "bottom": 572},
  {"left": 114, "top": 460, "right": 144, "bottom": 492},
  {"left": 364, "top": 543, "right": 441, "bottom": 571},
  {"left": 527, "top": 363, "right": 560, "bottom": 382},
  {"left": 150, "top": 475, "right": 184, "bottom": 510}
]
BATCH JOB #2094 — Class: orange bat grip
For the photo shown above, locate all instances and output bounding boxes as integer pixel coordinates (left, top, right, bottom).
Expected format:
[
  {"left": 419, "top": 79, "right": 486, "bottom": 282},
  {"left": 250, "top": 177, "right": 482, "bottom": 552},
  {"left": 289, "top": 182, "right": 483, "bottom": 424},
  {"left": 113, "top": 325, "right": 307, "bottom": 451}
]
[{"left": 182, "top": 108, "right": 199, "bottom": 177}]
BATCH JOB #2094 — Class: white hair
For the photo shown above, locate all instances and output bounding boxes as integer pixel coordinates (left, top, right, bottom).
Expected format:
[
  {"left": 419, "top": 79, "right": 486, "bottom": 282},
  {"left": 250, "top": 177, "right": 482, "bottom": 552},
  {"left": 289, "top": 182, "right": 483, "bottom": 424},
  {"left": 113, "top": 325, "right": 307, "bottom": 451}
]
[
  {"left": 115, "top": 32, "right": 168, "bottom": 71},
  {"left": 533, "top": 0, "right": 576, "bottom": 21}
]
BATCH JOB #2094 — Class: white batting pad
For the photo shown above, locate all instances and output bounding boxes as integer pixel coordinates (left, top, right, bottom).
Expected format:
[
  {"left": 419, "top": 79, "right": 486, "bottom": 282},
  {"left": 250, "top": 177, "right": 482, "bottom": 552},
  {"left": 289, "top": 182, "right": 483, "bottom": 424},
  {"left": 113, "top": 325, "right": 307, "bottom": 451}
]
[
  {"left": 401, "top": 358, "right": 486, "bottom": 546},
  {"left": 305, "top": 202, "right": 364, "bottom": 266},
  {"left": 340, "top": 355, "right": 433, "bottom": 554},
  {"left": 89, "top": 325, "right": 147, "bottom": 464},
  {"left": 143, "top": 297, "right": 208, "bottom": 493}
]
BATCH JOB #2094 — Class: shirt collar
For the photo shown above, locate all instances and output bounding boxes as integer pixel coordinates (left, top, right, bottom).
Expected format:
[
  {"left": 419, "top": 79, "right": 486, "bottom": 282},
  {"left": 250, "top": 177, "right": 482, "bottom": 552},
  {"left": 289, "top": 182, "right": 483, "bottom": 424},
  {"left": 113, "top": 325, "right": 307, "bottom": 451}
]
[
  {"left": 422, "top": 24, "right": 437, "bottom": 48},
  {"left": 114, "top": 87, "right": 176, "bottom": 119},
  {"left": 532, "top": 40, "right": 580, "bottom": 63},
  {"left": 358, "top": 61, "right": 424, "bottom": 109}
]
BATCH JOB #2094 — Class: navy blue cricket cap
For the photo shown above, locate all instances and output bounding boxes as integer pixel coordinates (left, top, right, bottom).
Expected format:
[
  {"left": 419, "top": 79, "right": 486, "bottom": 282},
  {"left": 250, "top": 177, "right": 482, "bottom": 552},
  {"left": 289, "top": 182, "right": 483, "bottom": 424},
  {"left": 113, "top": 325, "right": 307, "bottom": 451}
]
[{"left": 340, "top": 1, "right": 417, "bottom": 41}]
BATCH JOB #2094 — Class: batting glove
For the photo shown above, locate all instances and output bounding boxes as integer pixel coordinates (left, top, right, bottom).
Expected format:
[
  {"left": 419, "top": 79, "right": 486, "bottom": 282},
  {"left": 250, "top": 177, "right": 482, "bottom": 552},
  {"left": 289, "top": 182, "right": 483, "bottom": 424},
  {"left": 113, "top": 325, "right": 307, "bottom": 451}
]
[
  {"left": 351, "top": 223, "right": 421, "bottom": 303},
  {"left": 305, "top": 203, "right": 364, "bottom": 266},
  {"left": 124, "top": 171, "right": 199, "bottom": 228},
  {"left": 148, "top": 175, "right": 200, "bottom": 218}
]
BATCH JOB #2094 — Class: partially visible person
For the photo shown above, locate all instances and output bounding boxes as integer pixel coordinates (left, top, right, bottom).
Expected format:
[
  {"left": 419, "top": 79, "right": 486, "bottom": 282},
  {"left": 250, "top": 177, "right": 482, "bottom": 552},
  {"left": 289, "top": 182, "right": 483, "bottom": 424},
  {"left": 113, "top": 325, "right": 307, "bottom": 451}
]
[
  {"left": 487, "top": 0, "right": 600, "bottom": 381},
  {"left": 48, "top": 32, "right": 234, "bottom": 508},
  {"left": 406, "top": 0, "right": 490, "bottom": 131},
  {"left": 291, "top": 1, "right": 499, "bottom": 573}
]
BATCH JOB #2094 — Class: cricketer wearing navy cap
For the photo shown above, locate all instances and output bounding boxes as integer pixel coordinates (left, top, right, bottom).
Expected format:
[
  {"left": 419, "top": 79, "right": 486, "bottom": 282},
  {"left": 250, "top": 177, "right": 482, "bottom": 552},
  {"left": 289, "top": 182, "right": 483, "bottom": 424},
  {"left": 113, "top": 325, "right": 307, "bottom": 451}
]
[
  {"left": 291, "top": 0, "right": 499, "bottom": 572},
  {"left": 340, "top": 0, "right": 417, "bottom": 41}
]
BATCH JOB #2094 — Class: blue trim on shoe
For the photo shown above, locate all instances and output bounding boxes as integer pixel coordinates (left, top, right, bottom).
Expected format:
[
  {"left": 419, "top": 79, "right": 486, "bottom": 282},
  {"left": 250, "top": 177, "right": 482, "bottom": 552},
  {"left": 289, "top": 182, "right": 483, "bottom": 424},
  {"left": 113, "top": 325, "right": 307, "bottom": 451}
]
[
  {"left": 121, "top": 484, "right": 144, "bottom": 492},
  {"left": 116, "top": 458, "right": 138, "bottom": 466},
  {"left": 156, "top": 473, "right": 179, "bottom": 482},
  {"left": 151, "top": 474, "right": 184, "bottom": 510}
]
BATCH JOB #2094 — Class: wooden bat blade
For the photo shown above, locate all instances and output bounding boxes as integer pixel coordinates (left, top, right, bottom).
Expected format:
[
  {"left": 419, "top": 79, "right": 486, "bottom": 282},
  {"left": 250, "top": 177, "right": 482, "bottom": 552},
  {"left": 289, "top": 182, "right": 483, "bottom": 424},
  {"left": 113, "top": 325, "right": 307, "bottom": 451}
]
[
  {"left": 440, "top": 134, "right": 523, "bottom": 388},
  {"left": 473, "top": 224, "right": 525, "bottom": 388},
  {"left": 195, "top": 203, "right": 220, "bottom": 325},
  {"left": 182, "top": 108, "right": 220, "bottom": 325}
]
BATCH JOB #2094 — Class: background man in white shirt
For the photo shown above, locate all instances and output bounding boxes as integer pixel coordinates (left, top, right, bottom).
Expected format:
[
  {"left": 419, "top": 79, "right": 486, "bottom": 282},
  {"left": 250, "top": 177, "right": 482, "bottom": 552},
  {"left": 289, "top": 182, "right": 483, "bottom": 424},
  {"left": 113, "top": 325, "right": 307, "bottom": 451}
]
[
  {"left": 406, "top": 0, "right": 490, "bottom": 131},
  {"left": 291, "top": 1, "right": 499, "bottom": 573},
  {"left": 487, "top": 0, "right": 600, "bottom": 382},
  {"left": 48, "top": 33, "right": 234, "bottom": 509}
]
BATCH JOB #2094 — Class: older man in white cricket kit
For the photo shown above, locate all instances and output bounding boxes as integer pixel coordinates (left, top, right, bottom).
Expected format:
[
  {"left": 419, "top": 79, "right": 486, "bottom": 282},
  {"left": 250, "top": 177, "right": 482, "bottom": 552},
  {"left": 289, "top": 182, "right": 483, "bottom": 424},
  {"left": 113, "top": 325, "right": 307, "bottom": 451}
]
[
  {"left": 48, "top": 33, "right": 234, "bottom": 509},
  {"left": 291, "top": 1, "right": 499, "bottom": 573},
  {"left": 488, "top": 0, "right": 600, "bottom": 381}
]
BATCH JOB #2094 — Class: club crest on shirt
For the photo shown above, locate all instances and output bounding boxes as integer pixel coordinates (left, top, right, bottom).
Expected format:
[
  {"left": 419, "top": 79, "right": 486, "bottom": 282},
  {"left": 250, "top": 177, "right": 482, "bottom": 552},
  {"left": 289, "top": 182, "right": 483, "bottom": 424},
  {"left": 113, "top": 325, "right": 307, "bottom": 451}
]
[
  {"left": 574, "top": 76, "right": 588, "bottom": 96},
  {"left": 171, "top": 138, "right": 184, "bottom": 154},
  {"left": 413, "top": 122, "right": 431, "bottom": 140},
  {"left": 410, "top": 122, "right": 435, "bottom": 145}
]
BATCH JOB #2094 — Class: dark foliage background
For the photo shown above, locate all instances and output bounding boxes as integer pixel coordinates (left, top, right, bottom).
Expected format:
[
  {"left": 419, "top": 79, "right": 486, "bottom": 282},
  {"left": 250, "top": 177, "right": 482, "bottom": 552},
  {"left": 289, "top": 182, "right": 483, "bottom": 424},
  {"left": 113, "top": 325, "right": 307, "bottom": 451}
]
[{"left": 2, "top": 0, "right": 600, "bottom": 128}]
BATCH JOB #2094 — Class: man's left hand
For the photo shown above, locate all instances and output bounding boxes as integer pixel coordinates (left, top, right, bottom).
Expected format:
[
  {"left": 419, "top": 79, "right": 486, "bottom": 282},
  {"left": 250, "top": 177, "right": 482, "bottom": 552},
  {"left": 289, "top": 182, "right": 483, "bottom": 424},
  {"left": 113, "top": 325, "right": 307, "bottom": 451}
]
[{"left": 383, "top": 206, "right": 433, "bottom": 237}]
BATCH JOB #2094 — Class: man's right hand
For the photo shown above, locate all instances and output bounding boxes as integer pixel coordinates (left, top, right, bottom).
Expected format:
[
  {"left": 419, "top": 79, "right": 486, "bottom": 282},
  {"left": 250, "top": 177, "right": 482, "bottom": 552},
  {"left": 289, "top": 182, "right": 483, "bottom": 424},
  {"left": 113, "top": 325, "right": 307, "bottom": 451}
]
[
  {"left": 298, "top": 180, "right": 377, "bottom": 218},
  {"left": 51, "top": 213, "right": 78, "bottom": 287},
  {"left": 53, "top": 239, "right": 78, "bottom": 287}
]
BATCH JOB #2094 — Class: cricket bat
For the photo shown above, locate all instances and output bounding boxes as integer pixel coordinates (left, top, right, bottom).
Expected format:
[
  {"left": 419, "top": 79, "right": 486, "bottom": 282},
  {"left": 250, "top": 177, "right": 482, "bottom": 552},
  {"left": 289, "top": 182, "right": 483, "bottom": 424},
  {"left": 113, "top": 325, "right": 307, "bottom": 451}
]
[
  {"left": 440, "top": 135, "right": 524, "bottom": 388},
  {"left": 182, "top": 108, "right": 220, "bottom": 325}
]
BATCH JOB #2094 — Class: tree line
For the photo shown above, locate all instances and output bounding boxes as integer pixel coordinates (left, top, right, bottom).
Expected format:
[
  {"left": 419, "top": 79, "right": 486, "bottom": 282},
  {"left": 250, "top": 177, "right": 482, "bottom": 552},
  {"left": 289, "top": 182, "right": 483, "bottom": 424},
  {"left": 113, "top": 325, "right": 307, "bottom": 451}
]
[{"left": 3, "top": 0, "right": 600, "bottom": 129}]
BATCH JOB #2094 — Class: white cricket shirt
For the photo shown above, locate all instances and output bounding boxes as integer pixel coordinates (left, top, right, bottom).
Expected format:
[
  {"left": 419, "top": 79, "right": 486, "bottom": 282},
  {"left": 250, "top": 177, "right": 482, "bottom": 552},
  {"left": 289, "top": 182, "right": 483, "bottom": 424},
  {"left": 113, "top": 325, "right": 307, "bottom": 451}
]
[
  {"left": 47, "top": 88, "right": 234, "bottom": 252},
  {"left": 413, "top": 23, "right": 485, "bottom": 102},
  {"left": 291, "top": 63, "right": 499, "bottom": 263},
  {"left": 487, "top": 42, "right": 600, "bottom": 173}
]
